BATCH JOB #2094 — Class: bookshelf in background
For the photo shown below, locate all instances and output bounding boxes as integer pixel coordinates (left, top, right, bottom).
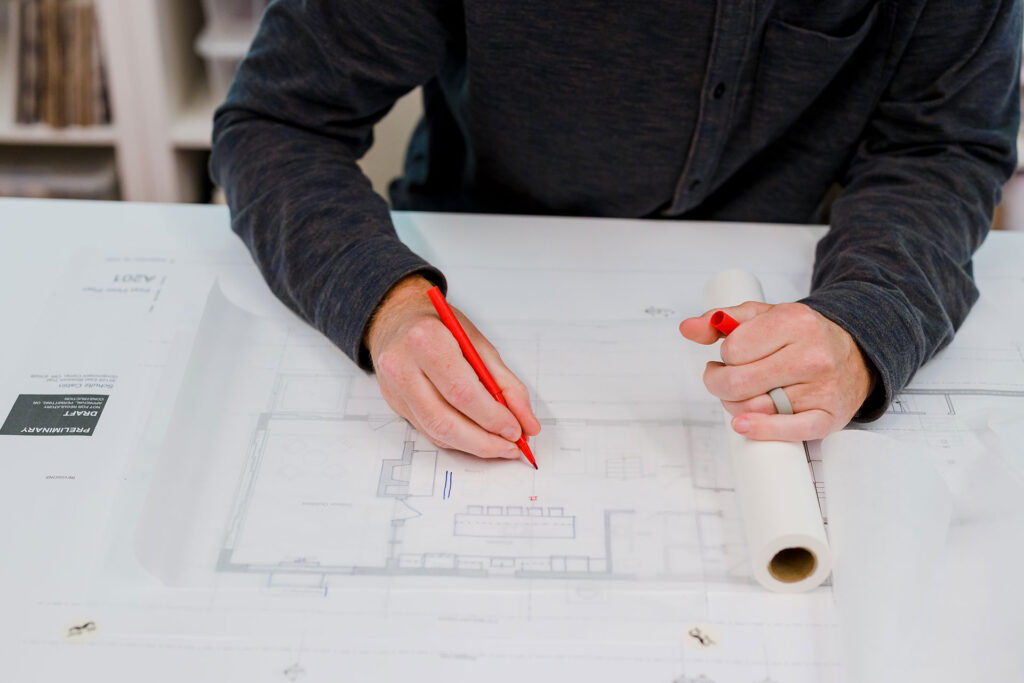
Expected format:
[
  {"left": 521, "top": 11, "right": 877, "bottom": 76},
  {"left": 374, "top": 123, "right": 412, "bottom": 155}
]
[
  {"left": 13, "top": 0, "right": 110, "bottom": 130},
  {"left": 0, "top": 0, "right": 121, "bottom": 199},
  {"left": 0, "top": 0, "right": 508, "bottom": 205},
  {"left": 163, "top": 0, "right": 421, "bottom": 202},
  {"left": 0, "top": 0, "right": 262, "bottom": 202}
]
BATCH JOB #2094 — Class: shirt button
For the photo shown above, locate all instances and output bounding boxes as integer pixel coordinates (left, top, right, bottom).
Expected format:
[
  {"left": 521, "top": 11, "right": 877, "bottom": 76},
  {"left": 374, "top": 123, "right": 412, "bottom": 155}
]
[{"left": 713, "top": 82, "right": 726, "bottom": 99}]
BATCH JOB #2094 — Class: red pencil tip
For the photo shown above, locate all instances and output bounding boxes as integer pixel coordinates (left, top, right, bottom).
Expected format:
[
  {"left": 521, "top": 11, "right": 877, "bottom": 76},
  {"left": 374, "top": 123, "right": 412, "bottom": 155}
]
[{"left": 517, "top": 438, "right": 538, "bottom": 469}]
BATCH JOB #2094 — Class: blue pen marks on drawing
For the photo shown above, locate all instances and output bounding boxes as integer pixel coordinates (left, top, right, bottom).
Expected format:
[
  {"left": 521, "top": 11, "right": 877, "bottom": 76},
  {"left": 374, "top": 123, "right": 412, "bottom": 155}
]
[{"left": 442, "top": 470, "right": 452, "bottom": 500}]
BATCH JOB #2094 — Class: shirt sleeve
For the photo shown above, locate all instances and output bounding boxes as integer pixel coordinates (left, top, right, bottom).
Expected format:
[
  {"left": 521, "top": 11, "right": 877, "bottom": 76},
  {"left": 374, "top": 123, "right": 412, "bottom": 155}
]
[
  {"left": 209, "top": 0, "right": 457, "bottom": 370},
  {"left": 800, "top": 0, "right": 1022, "bottom": 420}
]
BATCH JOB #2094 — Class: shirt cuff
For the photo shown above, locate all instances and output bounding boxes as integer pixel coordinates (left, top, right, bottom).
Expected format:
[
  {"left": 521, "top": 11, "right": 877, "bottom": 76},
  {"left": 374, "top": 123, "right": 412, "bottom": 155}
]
[
  {"left": 313, "top": 235, "right": 446, "bottom": 371},
  {"left": 799, "top": 281, "right": 924, "bottom": 422}
]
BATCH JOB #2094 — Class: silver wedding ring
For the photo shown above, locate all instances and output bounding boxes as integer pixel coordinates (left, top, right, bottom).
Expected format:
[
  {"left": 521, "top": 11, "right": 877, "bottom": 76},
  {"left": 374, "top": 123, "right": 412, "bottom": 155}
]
[{"left": 768, "top": 387, "right": 794, "bottom": 415}]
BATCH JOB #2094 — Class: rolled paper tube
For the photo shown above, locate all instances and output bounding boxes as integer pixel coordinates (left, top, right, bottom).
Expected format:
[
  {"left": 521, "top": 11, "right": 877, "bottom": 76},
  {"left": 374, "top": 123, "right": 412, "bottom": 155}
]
[{"left": 702, "top": 269, "right": 832, "bottom": 592}]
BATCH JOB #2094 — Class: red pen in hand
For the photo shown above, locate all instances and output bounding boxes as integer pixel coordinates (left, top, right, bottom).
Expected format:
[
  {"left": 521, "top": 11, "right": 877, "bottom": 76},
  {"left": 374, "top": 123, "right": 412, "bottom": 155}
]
[
  {"left": 710, "top": 310, "right": 740, "bottom": 336},
  {"left": 426, "top": 286, "right": 538, "bottom": 469},
  {"left": 709, "top": 309, "right": 794, "bottom": 416}
]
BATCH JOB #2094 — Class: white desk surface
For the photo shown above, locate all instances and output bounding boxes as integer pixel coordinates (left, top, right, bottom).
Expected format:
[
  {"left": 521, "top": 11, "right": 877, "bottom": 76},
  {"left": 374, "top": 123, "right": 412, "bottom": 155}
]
[
  {"left": 2, "top": 198, "right": 1023, "bottom": 682},
  {"left": 4, "top": 196, "right": 1023, "bottom": 312}
]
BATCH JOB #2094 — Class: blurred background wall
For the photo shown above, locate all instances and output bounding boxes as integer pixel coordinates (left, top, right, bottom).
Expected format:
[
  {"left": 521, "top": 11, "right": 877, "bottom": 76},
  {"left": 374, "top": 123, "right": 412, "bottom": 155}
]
[{"left": 0, "top": 0, "right": 1022, "bottom": 231}]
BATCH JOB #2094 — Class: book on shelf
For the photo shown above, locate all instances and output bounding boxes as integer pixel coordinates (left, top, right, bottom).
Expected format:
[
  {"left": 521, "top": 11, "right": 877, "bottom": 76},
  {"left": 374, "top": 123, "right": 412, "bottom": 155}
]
[{"left": 14, "top": 0, "right": 111, "bottom": 128}]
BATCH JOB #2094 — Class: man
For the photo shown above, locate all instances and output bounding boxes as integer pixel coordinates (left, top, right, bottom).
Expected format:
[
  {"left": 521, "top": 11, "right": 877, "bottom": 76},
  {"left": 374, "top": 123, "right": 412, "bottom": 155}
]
[{"left": 210, "top": 1, "right": 1021, "bottom": 460}]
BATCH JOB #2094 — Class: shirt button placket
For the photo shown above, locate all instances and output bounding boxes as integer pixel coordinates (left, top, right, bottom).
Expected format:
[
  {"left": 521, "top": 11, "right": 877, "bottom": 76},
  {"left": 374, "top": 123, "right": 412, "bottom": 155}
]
[{"left": 668, "top": 2, "right": 751, "bottom": 215}]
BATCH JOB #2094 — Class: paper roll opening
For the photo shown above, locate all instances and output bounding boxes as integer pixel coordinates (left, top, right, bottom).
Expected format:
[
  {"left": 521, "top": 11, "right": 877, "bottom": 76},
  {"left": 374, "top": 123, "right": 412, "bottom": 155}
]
[{"left": 768, "top": 547, "right": 818, "bottom": 583}]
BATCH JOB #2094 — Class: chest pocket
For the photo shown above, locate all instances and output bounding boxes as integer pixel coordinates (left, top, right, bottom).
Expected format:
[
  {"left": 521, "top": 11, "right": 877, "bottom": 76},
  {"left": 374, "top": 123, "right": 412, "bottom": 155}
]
[{"left": 750, "top": 2, "right": 883, "bottom": 150}]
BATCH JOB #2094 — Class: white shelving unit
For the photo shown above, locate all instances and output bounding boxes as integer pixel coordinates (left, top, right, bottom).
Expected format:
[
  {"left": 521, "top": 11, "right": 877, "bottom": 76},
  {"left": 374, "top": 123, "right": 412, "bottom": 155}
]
[{"left": 0, "top": 0, "right": 421, "bottom": 203}]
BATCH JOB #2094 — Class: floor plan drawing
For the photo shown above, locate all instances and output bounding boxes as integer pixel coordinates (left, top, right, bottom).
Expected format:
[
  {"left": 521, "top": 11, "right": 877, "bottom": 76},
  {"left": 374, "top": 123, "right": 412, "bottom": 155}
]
[
  {"left": 8, "top": 211, "right": 1024, "bottom": 683},
  {"left": 199, "top": 282, "right": 752, "bottom": 588},
  {"left": 148, "top": 281, "right": 1024, "bottom": 593}
]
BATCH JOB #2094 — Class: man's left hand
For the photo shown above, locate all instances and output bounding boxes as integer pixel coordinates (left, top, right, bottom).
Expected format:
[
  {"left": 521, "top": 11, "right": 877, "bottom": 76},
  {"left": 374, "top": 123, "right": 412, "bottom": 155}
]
[{"left": 679, "top": 302, "right": 874, "bottom": 442}]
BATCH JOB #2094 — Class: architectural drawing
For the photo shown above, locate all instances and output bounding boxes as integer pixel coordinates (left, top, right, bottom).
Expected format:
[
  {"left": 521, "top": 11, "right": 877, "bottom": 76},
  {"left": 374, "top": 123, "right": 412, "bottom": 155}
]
[
  {"left": 170, "top": 286, "right": 1024, "bottom": 592},
  {"left": 206, "top": 292, "right": 751, "bottom": 587},
  {"left": 9, "top": 231, "right": 1023, "bottom": 682}
]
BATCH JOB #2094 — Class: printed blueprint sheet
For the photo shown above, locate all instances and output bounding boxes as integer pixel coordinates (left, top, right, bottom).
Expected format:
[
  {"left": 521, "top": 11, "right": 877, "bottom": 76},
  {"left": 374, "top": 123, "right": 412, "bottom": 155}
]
[
  {"left": 141, "top": 283, "right": 1024, "bottom": 594},
  {"left": 1, "top": 245, "right": 845, "bottom": 683},
  {"left": 3, "top": 215, "right": 1024, "bottom": 682},
  {"left": 136, "top": 285, "right": 748, "bottom": 589}
]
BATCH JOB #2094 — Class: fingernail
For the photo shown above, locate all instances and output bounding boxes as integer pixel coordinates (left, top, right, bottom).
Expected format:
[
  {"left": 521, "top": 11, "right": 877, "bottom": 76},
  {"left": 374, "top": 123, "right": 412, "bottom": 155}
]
[
  {"left": 733, "top": 417, "right": 750, "bottom": 434},
  {"left": 501, "top": 426, "right": 521, "bottom": 441}
]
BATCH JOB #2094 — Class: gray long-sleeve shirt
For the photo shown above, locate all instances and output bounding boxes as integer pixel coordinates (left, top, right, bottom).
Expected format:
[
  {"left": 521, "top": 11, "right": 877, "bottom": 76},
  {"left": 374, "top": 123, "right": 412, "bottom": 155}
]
[{"left": 210, "top": 0, "right": 1021, "bottom": 420}]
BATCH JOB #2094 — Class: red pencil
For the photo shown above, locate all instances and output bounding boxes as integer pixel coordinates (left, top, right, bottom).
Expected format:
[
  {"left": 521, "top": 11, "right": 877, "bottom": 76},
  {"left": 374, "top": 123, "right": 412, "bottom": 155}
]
[
  {"left": 426, "top": 286, "right": 538, "bottom": 469},
  {"left": 710, "top": 310, "right": 740, "bottom": 336},
  {"left": 709, "top": 309, "right": 795, "bottom": 417}
]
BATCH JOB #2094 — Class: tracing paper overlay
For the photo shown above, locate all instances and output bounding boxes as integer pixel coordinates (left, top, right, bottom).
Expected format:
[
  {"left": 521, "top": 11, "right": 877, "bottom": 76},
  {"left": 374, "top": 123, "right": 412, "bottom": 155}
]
[{"left": 3, "top": 212, "right": 1024, "bottom": 682}]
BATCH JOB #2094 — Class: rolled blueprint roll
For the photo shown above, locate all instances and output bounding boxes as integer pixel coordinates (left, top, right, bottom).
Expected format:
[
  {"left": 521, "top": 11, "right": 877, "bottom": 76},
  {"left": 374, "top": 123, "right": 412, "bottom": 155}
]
[{"left": 703, "top": 269, "right": 831, "bottom": 592}]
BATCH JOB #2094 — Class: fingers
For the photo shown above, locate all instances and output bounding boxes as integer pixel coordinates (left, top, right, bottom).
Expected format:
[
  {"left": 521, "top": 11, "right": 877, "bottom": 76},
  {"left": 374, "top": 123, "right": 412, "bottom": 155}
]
[
  {"left": 718, "top": 303, "right": 815, "bottom": 366},
  {"left": 731, "top": 409, "right": 835, "bottom": 442},
  {"left": 678, "top": 316, "right": 720, "bottom": 345},
  {"left": 721, "top": 392, "right": 782, "bottom": 417},
  {"left": 678, "top": 301, "right": 773, "bottom": 345},
  {"left": 402, "top": 370, "right": 522, "bottom": 459},
  {"left": 703, "top": 345, "right": 811, "bottom": 402},
  {"left": 372, "top": 306, "right": 540, "bottom": 460},
  {"left": 419, "top": 335, "right": 525, "bottom": 442},
  {"left": 682, "top": 300, "right": 873, "bottom": 442},
  {"left": 475, "top": 343, "right": 542, "bottom": 437},
  {"left": 457, "top": 314, "right": 542, "bottom": 437},
  {"left": 679, "top": 302, "right": 815, "bottom": 369}
]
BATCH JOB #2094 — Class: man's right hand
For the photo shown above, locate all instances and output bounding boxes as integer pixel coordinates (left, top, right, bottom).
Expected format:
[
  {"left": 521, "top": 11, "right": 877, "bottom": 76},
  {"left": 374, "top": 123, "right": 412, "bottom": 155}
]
[{"left": 365, "top": 275, "right": 542, "bottom": 459}]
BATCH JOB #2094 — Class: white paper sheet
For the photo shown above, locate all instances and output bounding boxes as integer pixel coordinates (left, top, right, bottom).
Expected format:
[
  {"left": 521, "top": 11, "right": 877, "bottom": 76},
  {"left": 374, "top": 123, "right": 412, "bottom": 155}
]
[
  {"left": 4, "top": 258, "right": 844, "bottom": 682},
  {"left": 824, "top": 430, "right": 953, "bottom": 682},
  {"left": 0, "top": 252, "right": 209, "bottom": 593},
  {"left": 4, "top": 215, "right": 1024, "bottom": 681},
  {"left": 824, "top": 428, "right": 1024, "bottom": 683}
]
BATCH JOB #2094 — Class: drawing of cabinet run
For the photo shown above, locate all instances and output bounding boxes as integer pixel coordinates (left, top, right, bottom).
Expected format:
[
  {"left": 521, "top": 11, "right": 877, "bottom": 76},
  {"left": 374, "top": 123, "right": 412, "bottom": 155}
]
[{"left": 218, "top": 404, "right": 750, "bottom": 586}]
